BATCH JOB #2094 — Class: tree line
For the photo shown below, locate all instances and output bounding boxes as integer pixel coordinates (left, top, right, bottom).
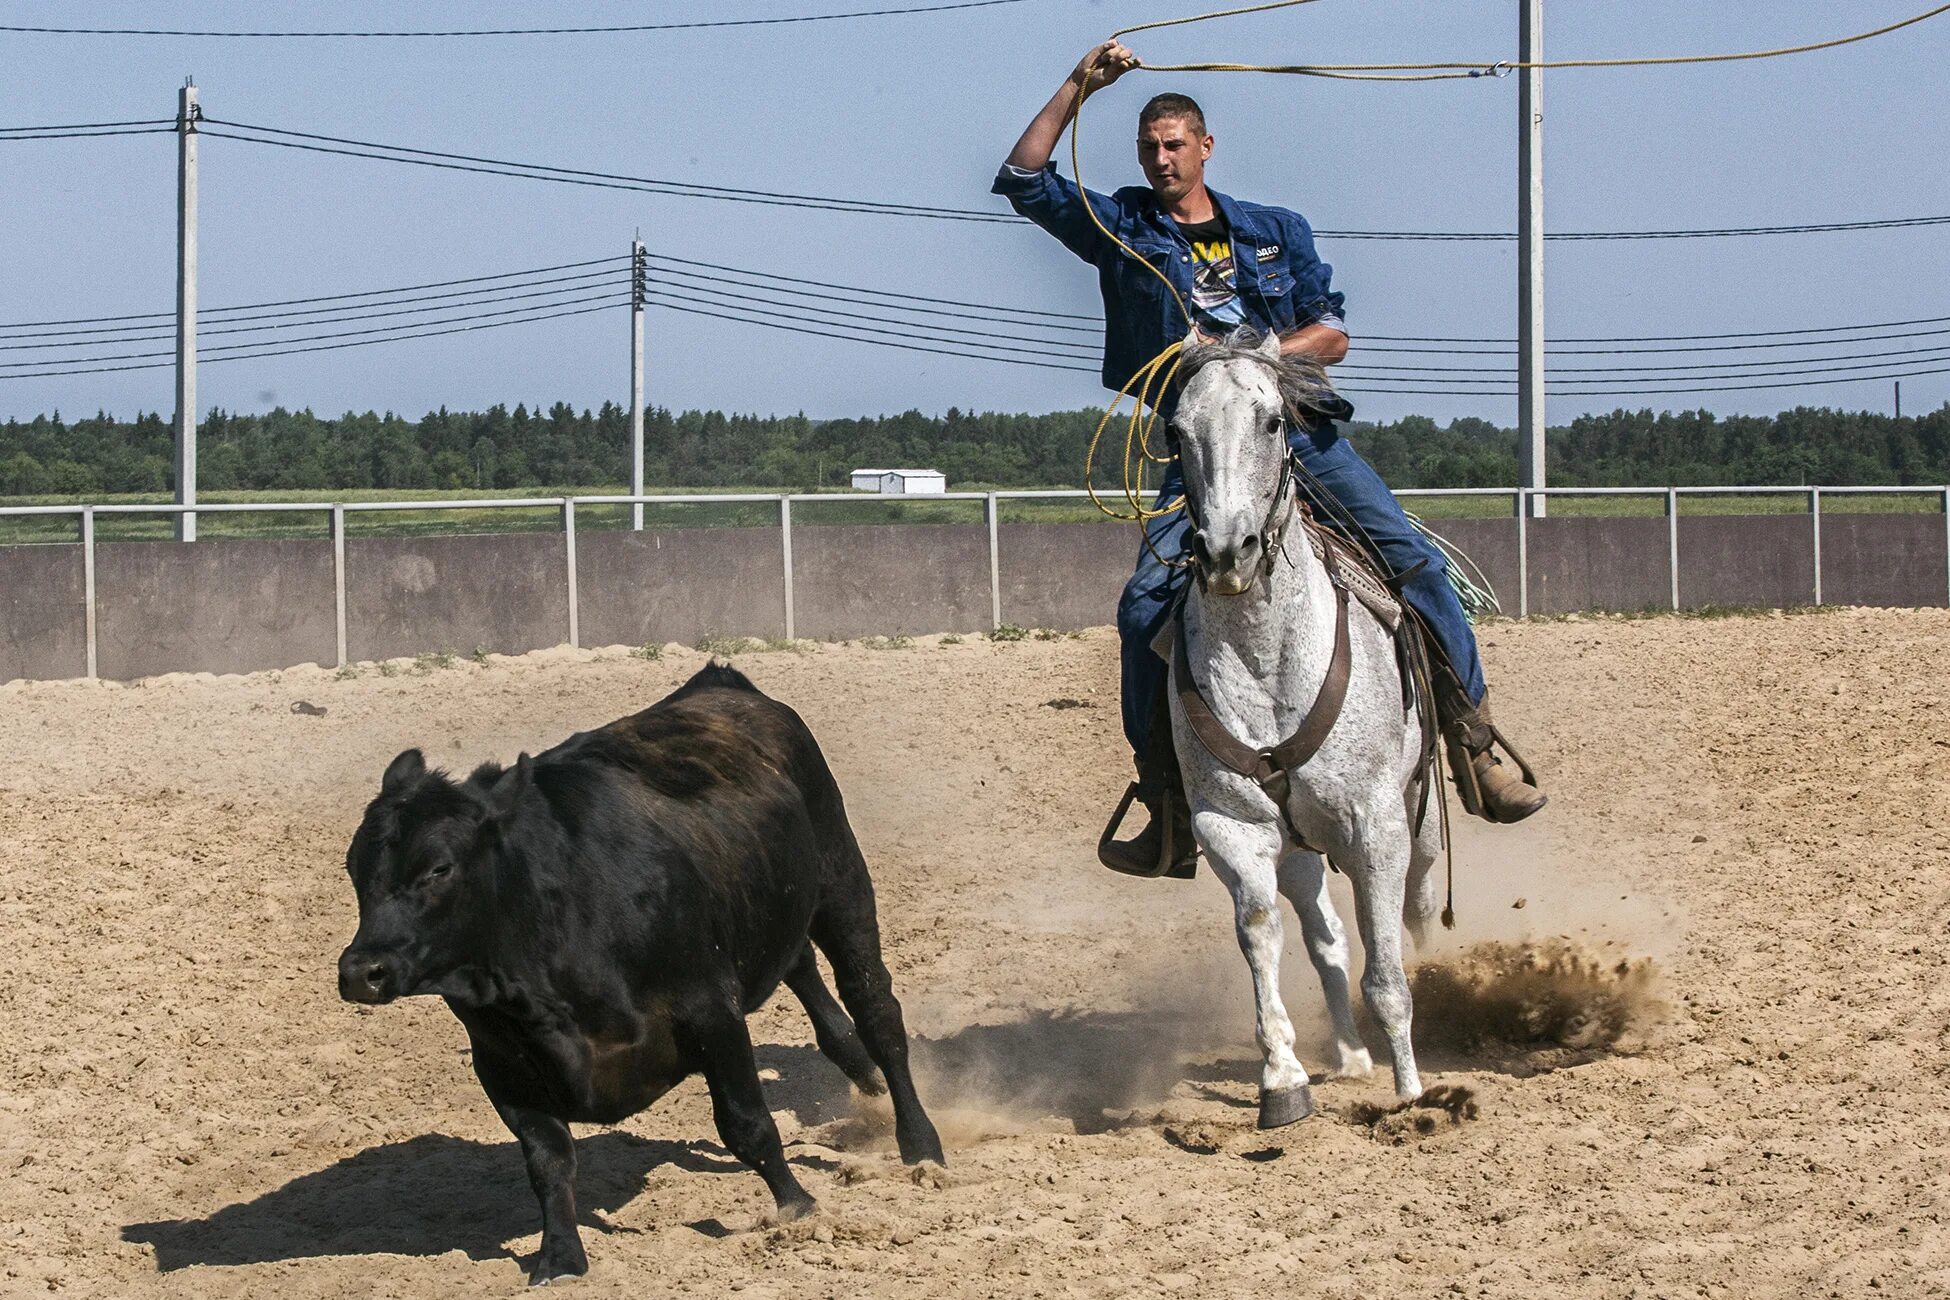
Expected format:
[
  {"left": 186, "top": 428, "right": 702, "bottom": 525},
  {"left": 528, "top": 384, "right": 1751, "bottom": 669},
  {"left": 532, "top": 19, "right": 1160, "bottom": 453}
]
[{"left": 3, "top": 399, "right": 1947, "bottom": 496}]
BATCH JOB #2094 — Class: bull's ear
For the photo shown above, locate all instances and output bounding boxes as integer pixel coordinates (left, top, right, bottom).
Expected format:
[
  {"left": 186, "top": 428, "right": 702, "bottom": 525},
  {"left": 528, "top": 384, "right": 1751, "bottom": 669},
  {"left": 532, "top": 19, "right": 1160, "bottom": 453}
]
[
  {"left": 382, "top": 748, "right": 426, "bottom": 796},
  {"left": 485, "top": 752, "right": 533, "bottom": 821}
]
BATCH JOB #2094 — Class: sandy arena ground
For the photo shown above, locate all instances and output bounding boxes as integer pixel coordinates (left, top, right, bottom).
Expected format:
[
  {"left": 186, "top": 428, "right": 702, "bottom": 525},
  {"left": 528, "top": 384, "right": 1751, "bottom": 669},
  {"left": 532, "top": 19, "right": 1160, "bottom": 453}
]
[{"left": 2, "top": 608, "right": 1947, "bottom": 1299}]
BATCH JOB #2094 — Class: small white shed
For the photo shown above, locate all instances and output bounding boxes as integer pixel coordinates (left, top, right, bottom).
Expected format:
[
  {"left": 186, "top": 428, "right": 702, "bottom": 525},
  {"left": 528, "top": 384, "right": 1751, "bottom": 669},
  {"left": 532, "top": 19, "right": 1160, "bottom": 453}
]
[{"left": 849, "top": 468, "right": 947, "bottom": 495}]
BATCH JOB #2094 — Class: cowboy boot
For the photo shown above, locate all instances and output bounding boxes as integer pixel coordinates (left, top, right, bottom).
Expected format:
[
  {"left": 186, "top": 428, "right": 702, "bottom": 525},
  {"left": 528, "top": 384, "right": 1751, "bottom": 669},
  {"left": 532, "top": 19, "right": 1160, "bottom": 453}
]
[
  {"left": 1098, "top": 684, "right": 1198, "bottom": 879},
  {"left": 1431, "top": 673, "right": 1547, "bottom": 824}
]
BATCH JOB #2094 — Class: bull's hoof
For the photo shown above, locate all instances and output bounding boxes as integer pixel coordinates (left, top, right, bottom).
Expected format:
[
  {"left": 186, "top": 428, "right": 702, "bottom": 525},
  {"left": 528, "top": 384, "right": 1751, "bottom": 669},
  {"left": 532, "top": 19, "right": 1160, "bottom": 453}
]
[
  {"left": 1257, "top": 1084, "right": 1315, "bottom": 1130},
  {"left": 528, "top": 1254, "right": 588, "bottom": 1287},
  {"left": 775, "top": 1193, "right": 818, "bottom": 1224}
]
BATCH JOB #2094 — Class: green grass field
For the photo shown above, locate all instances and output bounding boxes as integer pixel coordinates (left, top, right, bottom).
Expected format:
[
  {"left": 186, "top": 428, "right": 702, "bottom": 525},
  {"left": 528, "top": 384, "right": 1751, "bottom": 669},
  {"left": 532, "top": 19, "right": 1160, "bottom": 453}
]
[{"left": 0, "top": 483, "right": 1939, "bottom": 545}]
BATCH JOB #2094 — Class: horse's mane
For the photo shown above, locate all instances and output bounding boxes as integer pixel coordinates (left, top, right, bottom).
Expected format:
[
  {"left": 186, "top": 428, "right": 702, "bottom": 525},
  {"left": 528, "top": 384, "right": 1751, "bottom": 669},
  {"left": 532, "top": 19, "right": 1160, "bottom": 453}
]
[{"left": 1180, "top": 328, "right": 1342, "bottom": 421}]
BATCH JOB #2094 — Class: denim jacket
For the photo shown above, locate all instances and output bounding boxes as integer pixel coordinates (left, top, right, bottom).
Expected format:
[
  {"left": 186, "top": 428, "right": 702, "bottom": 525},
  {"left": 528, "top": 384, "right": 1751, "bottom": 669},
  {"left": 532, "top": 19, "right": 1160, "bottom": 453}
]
[{"left": 992, "top": 161, "right": 1347, "bottom": 412}]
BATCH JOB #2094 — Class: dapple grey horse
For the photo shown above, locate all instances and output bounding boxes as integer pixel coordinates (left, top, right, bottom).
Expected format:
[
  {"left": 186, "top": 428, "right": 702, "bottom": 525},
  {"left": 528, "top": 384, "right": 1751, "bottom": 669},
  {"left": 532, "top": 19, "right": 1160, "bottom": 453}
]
[{"left": 1168, "top": 330, "right": 1442, "bottom": 1127}]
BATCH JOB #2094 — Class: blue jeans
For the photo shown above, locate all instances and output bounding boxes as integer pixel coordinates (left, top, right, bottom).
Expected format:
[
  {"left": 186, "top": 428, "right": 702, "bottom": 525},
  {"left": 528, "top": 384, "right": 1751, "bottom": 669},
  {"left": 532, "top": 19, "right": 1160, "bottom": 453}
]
[{"left": 1115, "top": 425, "right": 1487, "bottom": 786}]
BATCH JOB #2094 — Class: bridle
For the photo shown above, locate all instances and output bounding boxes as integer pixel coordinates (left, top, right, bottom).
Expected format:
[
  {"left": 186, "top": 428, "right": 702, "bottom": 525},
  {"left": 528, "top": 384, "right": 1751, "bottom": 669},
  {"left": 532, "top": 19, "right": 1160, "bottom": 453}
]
[{"left": 1175, "top": 398, "right": 1301, "bottom": 593}]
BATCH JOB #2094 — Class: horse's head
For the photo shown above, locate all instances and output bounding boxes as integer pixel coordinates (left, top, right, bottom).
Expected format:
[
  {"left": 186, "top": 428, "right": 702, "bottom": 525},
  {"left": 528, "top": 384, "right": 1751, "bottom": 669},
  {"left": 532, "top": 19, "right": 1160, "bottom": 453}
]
[{"left": 1174, "top": 328, "right": 1342, "bottom": 595}]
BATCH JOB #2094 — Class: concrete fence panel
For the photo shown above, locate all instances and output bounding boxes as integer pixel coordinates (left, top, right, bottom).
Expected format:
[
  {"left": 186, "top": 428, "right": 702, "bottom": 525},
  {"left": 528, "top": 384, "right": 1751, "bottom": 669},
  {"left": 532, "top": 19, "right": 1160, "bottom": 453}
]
[
  {"left": 790, "top": 523, "right": 990, "bottom": 640},
  {"left": 1677, "top": 515, "right": 1817, "bottom": 609},
  {"left": 997, "top": 522, "right": 1133, "bottom": 630},
  {"left": 346, "top": 534, "right": 569, "bottom": 663},
  {"left": 578, "top": 526, "right": 787, "bottom": 648},
  {"left": 94, "top": 538, "right": 336, "bottom": 679},
  {"left": 0, "top": 544, "right": 87, "bottom": 683},
  {"left": 1423, "top": 518, "right": 1521, "bottom": 616},
  {"left": 1527, "top": 517, "right": 1671, "bottom": 615},
  {"left": 1817, "top": 514, "right": 1949, "bottom": 608}
]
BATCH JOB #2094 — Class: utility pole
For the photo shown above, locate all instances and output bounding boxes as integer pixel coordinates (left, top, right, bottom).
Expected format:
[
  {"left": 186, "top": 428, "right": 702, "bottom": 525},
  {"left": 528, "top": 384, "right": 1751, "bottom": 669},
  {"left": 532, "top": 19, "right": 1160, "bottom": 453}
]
[
  {"left": 174, "top": 80, "right": 200, "bottom": 541},
  {"left": 1517, "top": 0, "right": 1546, "bottom": 518},
  {"left": 1895, "top": 381, "right": 1902, "bottom": 419},
  {"left": 630, "top": 238, "right": 646, "bottom": 530}
]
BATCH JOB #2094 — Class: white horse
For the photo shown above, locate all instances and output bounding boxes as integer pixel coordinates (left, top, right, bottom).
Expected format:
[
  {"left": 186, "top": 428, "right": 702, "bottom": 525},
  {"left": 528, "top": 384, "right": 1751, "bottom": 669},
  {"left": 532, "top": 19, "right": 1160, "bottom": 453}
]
[{"left": 1167, "top": 330, "right": 1442, "bottom": 1127}]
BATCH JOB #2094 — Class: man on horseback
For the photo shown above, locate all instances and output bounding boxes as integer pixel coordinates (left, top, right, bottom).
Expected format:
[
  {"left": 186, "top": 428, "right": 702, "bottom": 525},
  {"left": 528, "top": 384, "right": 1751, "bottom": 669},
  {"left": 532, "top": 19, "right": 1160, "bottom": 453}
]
[{"left": 994, "top": 40, "right": 1547, "bottom": 878}]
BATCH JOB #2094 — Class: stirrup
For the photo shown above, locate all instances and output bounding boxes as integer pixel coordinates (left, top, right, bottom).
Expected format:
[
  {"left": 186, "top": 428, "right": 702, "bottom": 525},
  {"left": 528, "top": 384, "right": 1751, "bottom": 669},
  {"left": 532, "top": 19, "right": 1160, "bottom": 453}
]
[{"left": 1096, "top": 783, "right": 1192, "bottom": 879}]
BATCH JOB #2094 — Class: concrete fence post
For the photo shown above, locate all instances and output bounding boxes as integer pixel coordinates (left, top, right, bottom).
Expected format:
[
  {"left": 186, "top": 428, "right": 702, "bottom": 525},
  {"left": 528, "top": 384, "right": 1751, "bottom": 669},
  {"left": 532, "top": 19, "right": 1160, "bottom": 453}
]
[
  {"left": 780, "top": 497, "right": 795, "bottom": 640},
  {"left": 1515, "top": 489, "right": 1530, "bottom": 619},
  {"left": 1809, "top": 487, "right": 1823, "bottom": 606},
  {"left": 986, "top": 493, "right": 1002, "bottom": 631},
  {"left": 563, "top": 500, "right": 580, "bottom": 649},
  {"left": 1666, "top": 488, "right": 1680, "bottom": 611},
  {"left": 81, "top": 506, "right": 97, "bottom": 679},
  {"left": 331, "top": 504, "right": 348, "bottom": 668}
]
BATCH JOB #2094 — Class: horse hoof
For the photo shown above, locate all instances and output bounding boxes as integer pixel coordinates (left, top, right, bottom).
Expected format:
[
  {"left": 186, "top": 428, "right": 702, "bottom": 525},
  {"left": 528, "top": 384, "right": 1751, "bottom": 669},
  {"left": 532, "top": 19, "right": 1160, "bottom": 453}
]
[{"left": 1257, "top": 1084, "right": 1315, "bottom": 1129}]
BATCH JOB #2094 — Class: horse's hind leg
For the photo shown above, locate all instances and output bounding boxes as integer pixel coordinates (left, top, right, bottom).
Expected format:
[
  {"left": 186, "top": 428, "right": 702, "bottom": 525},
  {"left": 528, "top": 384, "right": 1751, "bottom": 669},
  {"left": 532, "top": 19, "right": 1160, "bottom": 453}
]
[
  {"left": 1276, "top": 849, "right": 1373, "bottom": 1079},
  {"left": 1344, "top": 820, "right": 1424, "bottom": 1100},
  {"left": 784, "top": 944, "right": 886, "bottom": 1096},
  {"left": 1197, "top": 811, "right": 1314, "bottom": 1128}
]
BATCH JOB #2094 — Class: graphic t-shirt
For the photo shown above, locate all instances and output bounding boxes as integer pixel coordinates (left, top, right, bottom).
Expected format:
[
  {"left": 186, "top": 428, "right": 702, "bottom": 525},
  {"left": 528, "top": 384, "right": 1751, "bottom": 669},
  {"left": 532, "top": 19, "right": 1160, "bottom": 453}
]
[{"left": 1179, "top": 215, "right": 1246, "bottom": 335}]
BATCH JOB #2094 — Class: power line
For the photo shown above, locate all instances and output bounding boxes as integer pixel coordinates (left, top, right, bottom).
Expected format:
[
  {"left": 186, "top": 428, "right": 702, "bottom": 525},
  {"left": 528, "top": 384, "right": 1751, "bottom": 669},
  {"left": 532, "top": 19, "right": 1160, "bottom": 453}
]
[
  {"left": 1361, "top": 312, "right": 1950, "bottom": 345},
  {"left": 646, "top": 289, "right": 1098, "bottom": 363},
  {"left": 0, "top": 303, "right": 624, "bottom": 381},
  {"left": 0, "top": 0, "right": 1029, "bottom": 38},
  {"left": 183, "top": 117, "right": 1950, "bottom": 242},
  {"left": 0, "top": 270, "right": 629, "bottom": 346},
  {"left": 646, "top": 252, "right": 1100, "bottom": 322},
  {"left": 0, "top": 255, "right": 627, "bottom": 331},
  {"left": 0, "top": 118, "right": 174, "bottom": 133},
  {"left": 0, "top": 126, "right": 175, "bottom": 141},
  {"left": 0, "top": 293, "right": 631, "bottom": 371},
  {"left": 646, "top": 268, "right": 1098, "bottom": 338}
]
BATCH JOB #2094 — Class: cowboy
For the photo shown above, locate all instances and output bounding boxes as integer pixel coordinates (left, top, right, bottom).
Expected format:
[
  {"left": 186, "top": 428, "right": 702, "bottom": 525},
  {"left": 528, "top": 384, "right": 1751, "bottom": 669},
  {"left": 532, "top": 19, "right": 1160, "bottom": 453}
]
[{"left": 993, "top": 40, "right": 1547, "bottom": 877}]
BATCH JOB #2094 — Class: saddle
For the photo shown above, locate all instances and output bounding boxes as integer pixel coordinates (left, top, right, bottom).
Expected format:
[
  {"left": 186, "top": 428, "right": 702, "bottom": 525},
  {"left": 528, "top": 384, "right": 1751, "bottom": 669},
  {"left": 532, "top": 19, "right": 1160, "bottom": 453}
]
[{"left": 1164, "top": 502, "right": 1441, "bottom": 855}]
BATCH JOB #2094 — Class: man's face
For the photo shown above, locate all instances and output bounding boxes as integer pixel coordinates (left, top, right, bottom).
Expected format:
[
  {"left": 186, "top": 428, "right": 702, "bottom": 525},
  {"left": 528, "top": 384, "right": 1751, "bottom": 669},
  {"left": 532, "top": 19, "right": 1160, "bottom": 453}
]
[{"left": 1137, "top": 114, "right": 1212, "bottom": 205}]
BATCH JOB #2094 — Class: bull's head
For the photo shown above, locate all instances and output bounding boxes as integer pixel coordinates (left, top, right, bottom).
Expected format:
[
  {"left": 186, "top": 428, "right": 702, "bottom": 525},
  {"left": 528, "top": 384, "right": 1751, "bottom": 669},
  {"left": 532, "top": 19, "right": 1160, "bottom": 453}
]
[{"left": 337, "top": 747, "right": 532, "bottom": 1006}]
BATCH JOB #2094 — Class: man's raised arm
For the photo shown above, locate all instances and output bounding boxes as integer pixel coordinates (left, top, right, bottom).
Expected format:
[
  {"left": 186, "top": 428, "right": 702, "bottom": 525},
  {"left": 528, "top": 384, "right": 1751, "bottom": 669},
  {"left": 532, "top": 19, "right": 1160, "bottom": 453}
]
[{"left": 1004, "top": 40, "right": 1140, "bottom": 172}]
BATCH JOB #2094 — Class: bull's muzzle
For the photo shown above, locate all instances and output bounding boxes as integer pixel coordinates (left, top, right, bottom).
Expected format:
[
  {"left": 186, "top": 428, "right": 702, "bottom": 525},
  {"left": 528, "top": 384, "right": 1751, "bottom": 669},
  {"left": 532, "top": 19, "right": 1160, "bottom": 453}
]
[{"left": 338, "top": 947, "right": 403, "bottom": 1004}]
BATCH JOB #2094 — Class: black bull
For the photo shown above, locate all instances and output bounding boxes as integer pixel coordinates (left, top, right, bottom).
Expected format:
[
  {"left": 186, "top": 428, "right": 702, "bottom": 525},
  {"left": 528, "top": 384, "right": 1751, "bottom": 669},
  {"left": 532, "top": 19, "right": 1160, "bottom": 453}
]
[{"left": 337, "top": 663, "right": 943, "bottom": 1284}]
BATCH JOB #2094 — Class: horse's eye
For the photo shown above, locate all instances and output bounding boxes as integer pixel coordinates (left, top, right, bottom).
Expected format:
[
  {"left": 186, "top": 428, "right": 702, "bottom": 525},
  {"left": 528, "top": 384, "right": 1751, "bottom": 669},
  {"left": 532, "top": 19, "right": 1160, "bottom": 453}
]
[{"left": 1265, "top": 415, "right": 1282, "bottom": 435}]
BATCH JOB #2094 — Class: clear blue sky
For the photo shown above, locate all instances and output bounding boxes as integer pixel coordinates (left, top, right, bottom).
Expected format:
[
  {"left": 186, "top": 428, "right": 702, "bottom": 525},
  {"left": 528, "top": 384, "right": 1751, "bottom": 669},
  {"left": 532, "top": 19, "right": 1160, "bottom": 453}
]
[{"left": 2, "top": 0, "right": 1945, "bottom": 428}]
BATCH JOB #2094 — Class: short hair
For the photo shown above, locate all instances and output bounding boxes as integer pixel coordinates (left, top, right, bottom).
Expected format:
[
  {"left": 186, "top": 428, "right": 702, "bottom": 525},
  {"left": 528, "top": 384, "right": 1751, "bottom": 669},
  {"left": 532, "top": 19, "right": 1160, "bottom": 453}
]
[{"left": 1138, "top": 93, "right": 1207, "bottom": 138}]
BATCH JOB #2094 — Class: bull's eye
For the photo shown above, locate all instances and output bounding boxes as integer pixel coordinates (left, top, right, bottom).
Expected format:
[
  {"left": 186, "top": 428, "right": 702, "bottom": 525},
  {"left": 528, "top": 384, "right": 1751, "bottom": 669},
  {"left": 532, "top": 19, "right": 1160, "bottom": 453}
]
[{"left": 425, "top": 862, "right": 453, "bottom": 884}]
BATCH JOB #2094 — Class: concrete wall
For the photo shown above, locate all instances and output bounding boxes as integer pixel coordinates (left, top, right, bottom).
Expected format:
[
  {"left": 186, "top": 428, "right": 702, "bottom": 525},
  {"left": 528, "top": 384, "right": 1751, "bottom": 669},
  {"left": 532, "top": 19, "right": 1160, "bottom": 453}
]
[
  {"left": 1677, "top": 516, "right": 1817, "bottom": 609},
  {"left": 791, "top": 523, "right": 990, "bottom": 640},
  {"left": 0, "top": 544, "right": 87, "bottom": 683},
  {"left": 997, "top": 522, "right": 1132, "bottom": 630},
  {"left": 1820, "top": 514, "right": 1948, "bottom": 608},
  {"left": 1527, "top": 516, "right": 1672, "bottom": 615},
  {"left": 94, "top": 538, "right": 336, "bottom": 680},
  {"left": 345, "top": 534, "right": 569, "bottom": 663},
  {"left": 578, "top": 526, "right": 787, "bottom": 647},
  {"left": 6, "top": 509, "right": 1949, "bottom": 683}
]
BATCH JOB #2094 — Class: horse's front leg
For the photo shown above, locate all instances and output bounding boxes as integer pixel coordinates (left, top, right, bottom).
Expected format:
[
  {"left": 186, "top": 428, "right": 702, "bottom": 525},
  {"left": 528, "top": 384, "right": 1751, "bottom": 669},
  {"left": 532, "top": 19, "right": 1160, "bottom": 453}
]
[
  {"left": 1277, "top": 848, "right": 1373, "bottom": 1080},
  {"left": 1192, "top": 808, "right": 1315, "bottom": 1129}
]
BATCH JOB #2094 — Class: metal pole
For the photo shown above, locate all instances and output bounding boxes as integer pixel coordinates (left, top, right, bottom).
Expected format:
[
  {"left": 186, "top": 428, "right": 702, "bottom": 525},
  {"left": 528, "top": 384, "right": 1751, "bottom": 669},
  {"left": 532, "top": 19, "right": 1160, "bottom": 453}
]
[
  {"left": 779, "top": 497, "right": 796, "bottom": 640},
  {"left": 630, "top": 239, "right": 646, "bottom": 530},
  {"left": 81, "top": 507, "right": 97, "bottom": 679},
  {"left": 332, "top": 504, "right": 348, "bottom": 668},
  {"left": 1942, "top": 486, "right": 1949, "bottom": 608},
  {"left": 173, "top": 81, "right": 200, "bottom": 542},
  {"left": 1517, "top": 0, "right": 1546, "bottom": 519},
  {"left": 1895, "top": 381, "right": 1902, "bottom": 420},
  {"left": 1515, "top": 489, "right": 1529, "bottom": 618},
  {"left": 1665, "top": 488, "right": 1680, "bottom": 611},
  {"left": 1809, "top": 487, "right": 1822, "bottom": 606},
  {"left": 985, "top": 492, "right": 1002, "bottom": 631},
  {"left": 563, "top": 500, "right": 580, "bottom": 648}
]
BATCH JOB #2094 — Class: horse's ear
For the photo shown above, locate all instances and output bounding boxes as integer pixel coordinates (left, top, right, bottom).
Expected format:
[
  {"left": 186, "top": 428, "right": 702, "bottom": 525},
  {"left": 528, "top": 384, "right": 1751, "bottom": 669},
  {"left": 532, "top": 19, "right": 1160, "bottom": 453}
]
[{"left": 1255, "top": 331, "right": 1281, "bottom": 360}]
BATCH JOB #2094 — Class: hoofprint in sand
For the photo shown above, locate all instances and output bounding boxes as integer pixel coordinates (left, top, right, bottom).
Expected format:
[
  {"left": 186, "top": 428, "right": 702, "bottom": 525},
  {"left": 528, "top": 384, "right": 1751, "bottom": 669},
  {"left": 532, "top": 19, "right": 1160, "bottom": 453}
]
[{"left": 1, "top": 607, "right": 1944, "bottom": 1297}]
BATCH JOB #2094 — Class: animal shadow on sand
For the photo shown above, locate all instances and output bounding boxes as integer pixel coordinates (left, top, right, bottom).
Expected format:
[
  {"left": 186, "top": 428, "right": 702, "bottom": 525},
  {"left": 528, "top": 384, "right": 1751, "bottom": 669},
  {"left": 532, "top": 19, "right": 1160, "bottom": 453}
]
[
  {"left": 121, "top": 1130, "right": 754, "bottom": 1272},
  {"left": 120, "top": 1044, "right": 878, "bottom": 1273}
]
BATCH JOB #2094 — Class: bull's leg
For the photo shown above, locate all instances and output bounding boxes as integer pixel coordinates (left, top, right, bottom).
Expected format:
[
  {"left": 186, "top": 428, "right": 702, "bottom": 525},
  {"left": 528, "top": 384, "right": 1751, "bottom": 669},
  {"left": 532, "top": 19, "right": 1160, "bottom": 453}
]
[
  {"left": 489, "top": 1099, "right": 588, "bottom": 1286},
  {"left": 1344, "top": 818, "right": 1424, "bottom": 1101},
  {"left": 1276, "top": 848, "right": 1373, "bottom": 1079},
  {"left": 1195, "top": 810, "right": 1314, "bottom": 1128},
  {"left": 688, "top": 1015, "right": 818, "bottom": 1222},
  {"left": 784, "top": 944, "right": 886, "bottom": 1096},
  {"left": 809, "top": 879, "right": 945, "bottom": 1166}
]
